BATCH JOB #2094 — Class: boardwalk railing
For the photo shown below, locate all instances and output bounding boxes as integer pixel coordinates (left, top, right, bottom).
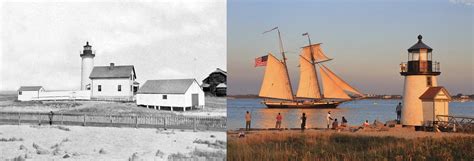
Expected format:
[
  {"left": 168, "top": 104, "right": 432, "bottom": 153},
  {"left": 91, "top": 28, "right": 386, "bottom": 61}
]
[
  {"left": 435, "top": 115, "right": 474, "bottom": 133},
  {"left": 0, "top": 112, "right": 226, "bottom": 131}
]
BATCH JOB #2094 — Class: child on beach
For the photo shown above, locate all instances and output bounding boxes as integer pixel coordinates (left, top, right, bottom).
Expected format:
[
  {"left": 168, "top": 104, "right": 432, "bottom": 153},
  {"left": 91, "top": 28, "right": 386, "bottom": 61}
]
[
  {"left": 341, "top": 116, "right": 348, "bottom": 127},
  {"left": 363, "top": 120, "right": 370, "bottom": 127},
  {"left": 275, "top": 113, "right": 282, "bottom": 129},
  {"left": 245, "top": 111, "right": 251, "bottom": 131},
  {"left": 301, "top": 113, "right": 306, "bottom": 132},
  {"left": 332, "top": 119, "right": 339, "bottom": 130}
]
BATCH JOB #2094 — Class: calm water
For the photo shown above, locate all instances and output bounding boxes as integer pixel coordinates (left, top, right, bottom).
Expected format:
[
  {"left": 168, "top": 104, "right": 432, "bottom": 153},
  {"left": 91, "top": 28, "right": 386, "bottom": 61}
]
[{"left": 227, "top": 98, "right": 474, "bottom": 130}]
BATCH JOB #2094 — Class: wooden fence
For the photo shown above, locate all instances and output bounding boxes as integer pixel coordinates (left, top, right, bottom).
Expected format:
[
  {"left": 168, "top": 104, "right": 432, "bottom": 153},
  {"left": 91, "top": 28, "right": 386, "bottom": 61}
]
[
  {"left": 435, "top": 115, "right": 474, "bottom": 133},
  {"left": 0, "top": 112, "right": 226, "bottom": 131}
]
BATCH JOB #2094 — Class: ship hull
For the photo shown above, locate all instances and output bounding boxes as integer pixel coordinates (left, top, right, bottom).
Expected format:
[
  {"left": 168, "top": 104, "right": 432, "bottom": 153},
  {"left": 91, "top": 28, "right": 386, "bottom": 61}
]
[{"left": 263, "top": 101, "right": 340, "bottom": 109}]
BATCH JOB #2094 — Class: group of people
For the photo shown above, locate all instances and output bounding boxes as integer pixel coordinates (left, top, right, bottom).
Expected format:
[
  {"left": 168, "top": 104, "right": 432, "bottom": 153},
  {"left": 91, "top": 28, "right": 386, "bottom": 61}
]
[
  {"left": 243, "top": 102, "right": 404, "bottom": 131},
  {"left": 244, "top": 111, "right": 351, "bottom": 131}
]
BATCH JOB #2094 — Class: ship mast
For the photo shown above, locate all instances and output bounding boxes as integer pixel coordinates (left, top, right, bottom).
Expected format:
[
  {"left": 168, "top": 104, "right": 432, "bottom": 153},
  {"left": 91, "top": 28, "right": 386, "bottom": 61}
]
[
  {"left": 302, "top": 32, "right": 323, "bottom": 99},
  {"left": 263, "top": 27, "right": 294, "bottom": 100}
]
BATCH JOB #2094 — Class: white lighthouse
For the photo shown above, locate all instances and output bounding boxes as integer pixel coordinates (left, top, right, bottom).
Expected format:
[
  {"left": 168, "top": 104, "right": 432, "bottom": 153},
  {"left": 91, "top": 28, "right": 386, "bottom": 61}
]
[
  {"left": 400, "top": 35, "right": 450, "bottom": 127},
  {"left": 80, "top": 42, "right": 95, "bottom": 90}
]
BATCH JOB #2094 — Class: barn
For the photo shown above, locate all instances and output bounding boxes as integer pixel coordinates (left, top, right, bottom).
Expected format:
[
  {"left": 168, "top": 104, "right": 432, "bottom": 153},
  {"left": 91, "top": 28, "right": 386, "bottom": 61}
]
[
  {"left": 17, "top": 86, "right": 45, "bottom": 101},
  {"left": 202, "top": 68, "right": 227, "bottom": 96},
  {"left": 136, "top": 79, "right": 205, "bottom": 111},
  {"left": 89, "top": 63, "right": 139, "bottom": 101}
]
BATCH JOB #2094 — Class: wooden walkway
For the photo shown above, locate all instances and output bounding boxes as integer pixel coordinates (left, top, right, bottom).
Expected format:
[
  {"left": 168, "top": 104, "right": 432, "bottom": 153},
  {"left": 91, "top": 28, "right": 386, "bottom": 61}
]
[
  {"left": 0, "top": 112, "right": 226, "bottom": 131},
  {"left": 435, "top": 115, "right": 474, "bottom": 133}
]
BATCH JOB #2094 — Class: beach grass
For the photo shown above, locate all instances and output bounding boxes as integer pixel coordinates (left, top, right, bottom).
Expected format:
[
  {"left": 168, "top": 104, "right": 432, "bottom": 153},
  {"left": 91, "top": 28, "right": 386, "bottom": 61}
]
[{"left": 228, "top": 131, "right": 474, "bottom": 161}]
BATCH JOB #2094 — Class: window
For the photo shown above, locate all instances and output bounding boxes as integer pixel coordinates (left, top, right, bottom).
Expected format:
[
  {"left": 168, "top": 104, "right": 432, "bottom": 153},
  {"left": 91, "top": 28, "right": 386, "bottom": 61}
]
[
  {"left": 162, "top": 95, "right": 167, "bottom": 99},
  {"left": 118, "top": 85, "right": 122, "bottom": 92},
  {"left": 130, "top": 85, "right": 132, "bottom": 92},
  {"left": 427, "top": 76, "right": 432, "bottom": 86},
  {"left": 19, "top": 91, "right": 22, "bottom": 95},
  {"left": 98, "top": 85, "right": 102, "bottom": 92}
]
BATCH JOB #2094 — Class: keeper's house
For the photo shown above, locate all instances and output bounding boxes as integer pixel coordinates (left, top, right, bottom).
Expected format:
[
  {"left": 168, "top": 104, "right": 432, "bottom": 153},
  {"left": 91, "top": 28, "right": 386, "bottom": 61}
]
[
  {"left": 136, "top": 79, "right": 204, "bottom": 111},
  {"left": 17, "top": 86, "right": 45, "bottom": 101},
  {"left": 89, "top": 63, "right": 139, "bottom": 100}
]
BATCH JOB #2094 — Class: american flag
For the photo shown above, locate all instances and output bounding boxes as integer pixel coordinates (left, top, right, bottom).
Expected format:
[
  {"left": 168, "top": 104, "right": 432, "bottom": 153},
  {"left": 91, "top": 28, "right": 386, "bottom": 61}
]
[{"left": 254, "top": 55, "right": 268, "bottom": 67}]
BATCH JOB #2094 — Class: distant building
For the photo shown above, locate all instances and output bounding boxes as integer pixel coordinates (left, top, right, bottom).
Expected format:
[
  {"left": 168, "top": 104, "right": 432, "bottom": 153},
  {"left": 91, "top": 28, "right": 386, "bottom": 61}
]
[
  {"left": 202, "top": 68, "right": 226, "bottom": 96},
  {"left": 17, "top": 86, "right": 44, "bottom": 101},
  {"left": 89, "top": 63, "right": 139, "bottom": 100},
  {"left": 136, "top": 79, "right": 204, "bottom": 111}
]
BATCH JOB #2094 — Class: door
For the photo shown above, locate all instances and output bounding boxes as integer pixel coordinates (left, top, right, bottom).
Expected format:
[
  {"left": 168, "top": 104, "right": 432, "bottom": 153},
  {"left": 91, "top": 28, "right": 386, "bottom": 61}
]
[{"left": 192, "top": 94, "right": 199, "bottom": 107}]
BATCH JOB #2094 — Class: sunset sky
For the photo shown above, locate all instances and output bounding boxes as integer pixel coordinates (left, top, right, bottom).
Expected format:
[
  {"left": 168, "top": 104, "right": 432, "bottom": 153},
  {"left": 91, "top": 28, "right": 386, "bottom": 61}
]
[
  {"left": 0, "top": 0, "right": 226, "bottom": 91},
  {"left": 228, "top": 0, "right": 473, "bottom": 95}
]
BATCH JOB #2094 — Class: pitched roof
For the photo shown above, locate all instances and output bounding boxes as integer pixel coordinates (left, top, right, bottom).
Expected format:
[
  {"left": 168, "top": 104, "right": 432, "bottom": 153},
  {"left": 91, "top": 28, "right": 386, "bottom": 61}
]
[
  {"left": 18, "top": 86, "right": 43, "bottom": 91},
  {"left": 211, "top": 68, "right": 227, "bottom": 76},
  {"left": 408, "top": 35, "right": 433, "bottom": 53},
  {"left": 137, "top": 79, "right": 198, "bottom": 94},
  {"left": 89, "top": 65, "right": 136, "bottom": 79},
  {"left": 419, "top": 86, "right": 452, "bottom": 100}
]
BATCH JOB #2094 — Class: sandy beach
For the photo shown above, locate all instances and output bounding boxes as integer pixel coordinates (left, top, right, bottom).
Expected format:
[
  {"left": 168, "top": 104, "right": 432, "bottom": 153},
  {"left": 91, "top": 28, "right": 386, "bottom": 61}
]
[{"left": 0, "top": 125, "right": 226, "bottom": 160}]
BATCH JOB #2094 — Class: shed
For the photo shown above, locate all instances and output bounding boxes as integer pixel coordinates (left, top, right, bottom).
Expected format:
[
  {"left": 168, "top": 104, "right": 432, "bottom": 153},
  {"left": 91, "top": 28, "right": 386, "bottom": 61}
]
[
  {"left": 136, "top": 79, "right": 205, "bottom": 111},
  {"left": 419, "top": 86, "right": 451, "bottom": 124},
  {"left": 17, "top": 86, "right": 45, "bottom": 101}
]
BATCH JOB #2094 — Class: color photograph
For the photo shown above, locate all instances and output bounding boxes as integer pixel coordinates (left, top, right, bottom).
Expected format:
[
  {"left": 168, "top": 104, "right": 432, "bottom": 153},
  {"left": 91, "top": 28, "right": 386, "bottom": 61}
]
[{"left": 227, "top": 0, "right": 473, "bottom": 160}]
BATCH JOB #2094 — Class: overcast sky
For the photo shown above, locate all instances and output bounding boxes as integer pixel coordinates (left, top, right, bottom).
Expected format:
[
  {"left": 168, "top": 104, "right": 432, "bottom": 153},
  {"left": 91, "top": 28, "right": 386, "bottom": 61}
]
[
  {"left": 0, "top": 0, "right": 226, "bottom": 91},
  {"left": 228, "top": 0, "right": 473, "bottom": 95}
]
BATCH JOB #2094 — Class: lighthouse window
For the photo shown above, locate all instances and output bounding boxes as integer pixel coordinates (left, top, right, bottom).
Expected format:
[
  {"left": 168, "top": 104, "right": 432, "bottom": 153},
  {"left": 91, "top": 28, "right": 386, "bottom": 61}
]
[
  {"left": 118, "top": 85, "right": 122, "bottom": 92},
  {"left": 98, "top": 85, "right": 102, "bottom": 92},
  {"left": 427, "top": 77, "right": 432, "bottom": 86}
]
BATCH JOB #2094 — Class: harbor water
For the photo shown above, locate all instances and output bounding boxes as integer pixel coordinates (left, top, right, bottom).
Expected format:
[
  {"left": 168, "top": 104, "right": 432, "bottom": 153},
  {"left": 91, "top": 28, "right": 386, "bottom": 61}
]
[{"left": 227, "top": 98, "right": 474, "bottom": 130}]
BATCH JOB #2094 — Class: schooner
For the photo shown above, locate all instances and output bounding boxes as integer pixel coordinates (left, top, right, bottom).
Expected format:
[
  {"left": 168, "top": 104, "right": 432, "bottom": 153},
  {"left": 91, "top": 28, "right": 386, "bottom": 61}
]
[{"left": 257, "top": 27, "right": 364, "bottom": 108}]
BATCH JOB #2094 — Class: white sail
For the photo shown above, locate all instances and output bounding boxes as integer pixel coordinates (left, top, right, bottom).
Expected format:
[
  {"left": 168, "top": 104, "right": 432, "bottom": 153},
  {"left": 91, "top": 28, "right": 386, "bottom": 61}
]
[
  {"left": 259, "top": 53, "right": 294, "bottom": 100},
  {"left": 296, "top": 56, "right": 321, "bottom": 99},
  {"left": 318, "top": 65, "right": 351, "bottom": 99},
  {"left": 301, "top": 44, "right": 331, "bottom": 63},
  {"left": 320, "top": 64, "right": 364, "bottom": 96}
]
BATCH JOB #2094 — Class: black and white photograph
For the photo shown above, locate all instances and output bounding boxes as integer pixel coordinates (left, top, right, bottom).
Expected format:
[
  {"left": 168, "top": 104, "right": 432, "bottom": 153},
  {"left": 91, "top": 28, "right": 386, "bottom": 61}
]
[{"left": 0, "top": 0, "right": 226, "bottom": 160}]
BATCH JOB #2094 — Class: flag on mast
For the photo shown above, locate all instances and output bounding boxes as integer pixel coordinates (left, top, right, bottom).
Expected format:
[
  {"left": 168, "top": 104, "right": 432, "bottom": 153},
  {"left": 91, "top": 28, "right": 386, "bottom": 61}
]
[{"left": 255, "top": 55, "right": 268, "bottom": 67}]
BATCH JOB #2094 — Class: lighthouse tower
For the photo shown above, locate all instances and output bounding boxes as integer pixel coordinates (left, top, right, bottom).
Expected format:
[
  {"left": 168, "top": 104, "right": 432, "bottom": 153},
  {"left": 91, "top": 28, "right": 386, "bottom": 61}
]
[
  {"left": 80, "top": 42, "right": 95, "bottom": 90},
  {"left": 400, "top": 35, "right": 441, "bottom": 126}
]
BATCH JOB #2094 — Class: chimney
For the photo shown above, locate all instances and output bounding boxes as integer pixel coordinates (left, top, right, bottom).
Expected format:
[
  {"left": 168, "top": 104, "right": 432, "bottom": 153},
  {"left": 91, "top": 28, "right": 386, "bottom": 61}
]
[{"left": 109, "top": 63, "right": 115, "bottom": 70}]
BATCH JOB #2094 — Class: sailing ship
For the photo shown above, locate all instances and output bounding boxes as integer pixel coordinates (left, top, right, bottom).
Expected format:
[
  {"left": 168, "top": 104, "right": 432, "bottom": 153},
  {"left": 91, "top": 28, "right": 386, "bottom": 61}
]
[{"left": 258, "top": 28, "right": 364, "bottom": 108}]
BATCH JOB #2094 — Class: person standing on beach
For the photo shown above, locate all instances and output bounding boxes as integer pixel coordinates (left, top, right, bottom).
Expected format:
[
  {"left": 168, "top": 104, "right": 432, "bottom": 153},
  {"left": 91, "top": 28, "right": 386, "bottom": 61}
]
[
  {"left": 396, "top": 102, "right": 402, "bottom": 124},
  {"left": 326, "top": 111, "right": 333, "bottom": 129},
  {"left": 48, "top": 111, "right": 54, "bottom": 126},
  {"left": 275, "top": 113, "right": 282, "bottom": 129},
  {"left": 245, "top": 111, "right": 251, "bottom": 131},
  {"left": 301, "top": 113, "right": 307, "bottom": 132}
]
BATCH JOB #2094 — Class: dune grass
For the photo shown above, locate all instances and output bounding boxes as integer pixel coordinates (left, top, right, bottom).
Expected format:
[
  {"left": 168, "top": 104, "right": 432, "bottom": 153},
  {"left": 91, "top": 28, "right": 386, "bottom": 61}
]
[{"left": 228, "top": 132, "right": 474, "bottom": 161}]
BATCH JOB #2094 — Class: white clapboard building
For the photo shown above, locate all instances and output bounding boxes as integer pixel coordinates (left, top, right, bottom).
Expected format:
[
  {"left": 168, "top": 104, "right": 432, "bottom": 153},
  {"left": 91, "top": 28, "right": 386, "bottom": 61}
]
[
  {"left": 89, "top": 63, "right": 139, "bottom": 100},
  {"left": 136, "top": 79, "right": 204, "bottom": 111},
  {"left": 17, "top": 86, "right": 45, "bottom": 101}
]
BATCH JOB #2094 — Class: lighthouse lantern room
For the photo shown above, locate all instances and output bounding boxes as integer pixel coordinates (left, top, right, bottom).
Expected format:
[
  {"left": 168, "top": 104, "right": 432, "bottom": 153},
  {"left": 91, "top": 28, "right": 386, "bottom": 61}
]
[{"left": 400, "top": 35, "right": 450, "bottom": 127}]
